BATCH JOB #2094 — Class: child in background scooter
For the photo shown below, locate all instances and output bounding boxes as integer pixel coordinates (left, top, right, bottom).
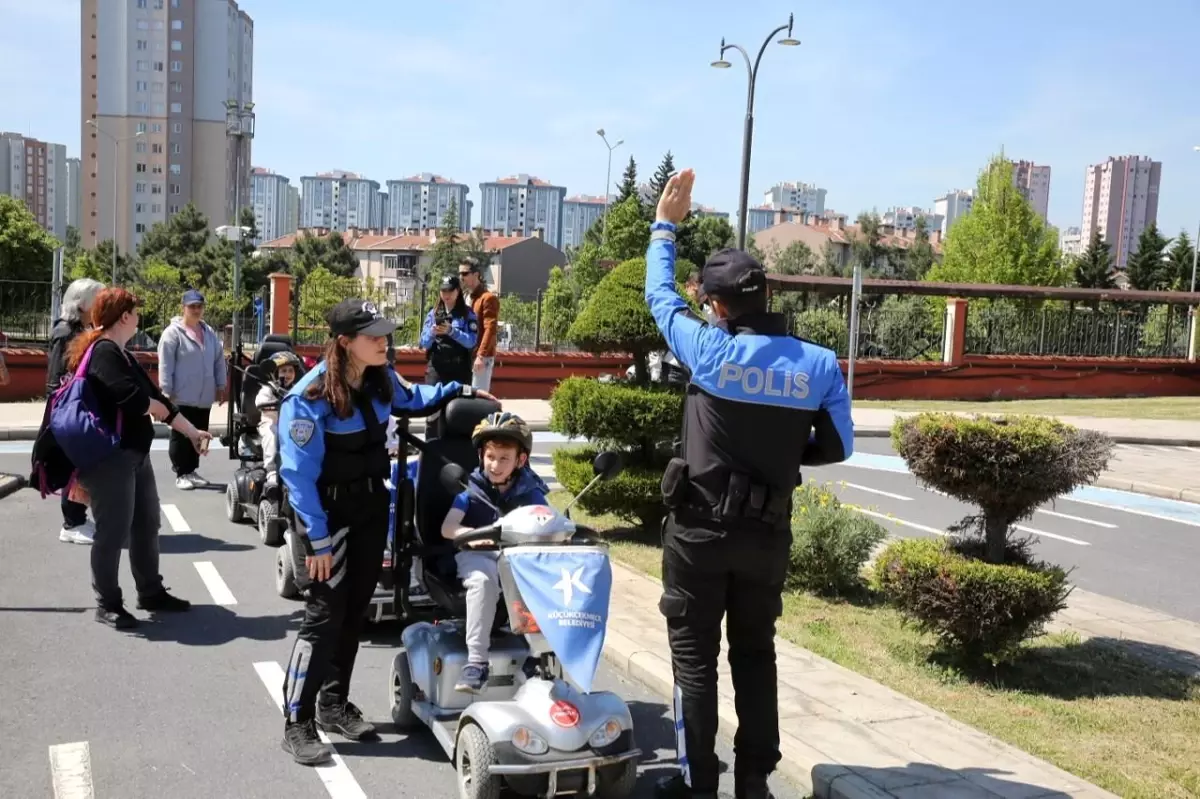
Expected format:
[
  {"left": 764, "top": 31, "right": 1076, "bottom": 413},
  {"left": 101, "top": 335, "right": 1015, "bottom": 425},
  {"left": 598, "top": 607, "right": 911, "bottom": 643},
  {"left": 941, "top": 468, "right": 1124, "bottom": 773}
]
[
  {"left": 255, "top": 351, "right": 303, "bottom": 482},
  {"left": 440, "top": 411, "right": 548, "bottom": 693}
]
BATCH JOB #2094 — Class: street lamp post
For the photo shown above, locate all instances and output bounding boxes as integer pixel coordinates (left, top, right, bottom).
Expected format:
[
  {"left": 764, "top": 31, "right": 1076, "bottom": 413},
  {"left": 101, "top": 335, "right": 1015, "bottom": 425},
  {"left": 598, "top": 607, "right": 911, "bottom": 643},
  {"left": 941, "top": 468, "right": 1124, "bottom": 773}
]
[
  {"left": 86, "top": 119, "right": 143, "bottom": 284},
  {"left": 1190, "top": 146, "right": 1200, "bottom": 294},
  {"left": 596, "top": 129, "right": 623, "bottom": 247},
  {"left": 710, "top": 15, "right": 800, "bottom": 251},
  {"left": 224, "top": 99, "right": 255, "bottom": 355}
]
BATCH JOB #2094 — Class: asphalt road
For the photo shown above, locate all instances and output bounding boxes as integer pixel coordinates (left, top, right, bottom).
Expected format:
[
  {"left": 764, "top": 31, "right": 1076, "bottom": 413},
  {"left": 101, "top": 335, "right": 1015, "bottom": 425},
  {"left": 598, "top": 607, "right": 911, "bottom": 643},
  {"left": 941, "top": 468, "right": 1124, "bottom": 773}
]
[{"left": 0, "top": 438, "right": 803, "bottom": 799}]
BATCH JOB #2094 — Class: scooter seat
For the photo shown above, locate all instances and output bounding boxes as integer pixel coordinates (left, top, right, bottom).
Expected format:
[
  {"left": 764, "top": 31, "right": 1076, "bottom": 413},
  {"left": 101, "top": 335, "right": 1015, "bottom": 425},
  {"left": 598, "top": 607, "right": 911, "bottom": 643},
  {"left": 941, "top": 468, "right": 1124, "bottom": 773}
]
[{"left": 424, "top": 569, "right": 467, "bottom": 617}]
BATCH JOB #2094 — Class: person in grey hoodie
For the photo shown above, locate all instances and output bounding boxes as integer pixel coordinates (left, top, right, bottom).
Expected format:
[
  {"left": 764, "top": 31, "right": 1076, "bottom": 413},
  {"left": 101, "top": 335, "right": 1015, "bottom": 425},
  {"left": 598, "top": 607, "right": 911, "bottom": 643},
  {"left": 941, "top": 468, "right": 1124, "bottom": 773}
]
[
  {"left": 46, "top": 277, "right": 105, "bottom": 543},
  {"left": 157, "top": 289, "right": 227, "bottom": 489}
]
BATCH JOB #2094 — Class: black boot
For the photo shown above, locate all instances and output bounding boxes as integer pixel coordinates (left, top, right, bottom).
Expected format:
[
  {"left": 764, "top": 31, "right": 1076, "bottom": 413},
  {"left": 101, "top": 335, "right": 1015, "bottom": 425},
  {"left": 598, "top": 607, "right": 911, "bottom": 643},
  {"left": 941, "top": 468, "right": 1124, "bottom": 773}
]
[
  {"left": 281, "top": 719, "right": 332, "bottom": 766},
  {"left": 95, "top": 606, "right": 138, "bottom": 629},
  {"left": 136, "top": 588, "right": 191, "bottom": 612},
  {"left": 735, "top": 772, "right": 775, "bottom": 799},
  {"left": 654, "top": 773, "right": 729, "bottom": 799},
  {"left": 316, "top": 700, "right": 377, "bottom": 741}
]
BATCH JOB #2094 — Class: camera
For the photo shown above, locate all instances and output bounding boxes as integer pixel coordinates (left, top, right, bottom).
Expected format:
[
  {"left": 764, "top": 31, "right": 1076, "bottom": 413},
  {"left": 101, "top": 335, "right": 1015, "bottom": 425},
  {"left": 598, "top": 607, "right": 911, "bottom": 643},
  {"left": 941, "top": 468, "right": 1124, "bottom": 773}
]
[{"left": 435, "top": 309, "right": 451, "bottom": 327}]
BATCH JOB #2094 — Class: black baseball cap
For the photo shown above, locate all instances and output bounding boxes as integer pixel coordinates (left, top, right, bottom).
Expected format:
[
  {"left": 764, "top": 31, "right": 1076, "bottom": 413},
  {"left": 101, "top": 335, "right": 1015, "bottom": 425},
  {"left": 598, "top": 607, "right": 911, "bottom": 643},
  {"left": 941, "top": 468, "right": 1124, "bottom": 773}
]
[
  {"left": 702, "top": 248, "right": 766, "bottom": 297},
  {"left": 326, "top": 298, "right": 397, "bottom": 338},
  {"left": 439, "top": 274, "right": 461, "bottom": 292}
]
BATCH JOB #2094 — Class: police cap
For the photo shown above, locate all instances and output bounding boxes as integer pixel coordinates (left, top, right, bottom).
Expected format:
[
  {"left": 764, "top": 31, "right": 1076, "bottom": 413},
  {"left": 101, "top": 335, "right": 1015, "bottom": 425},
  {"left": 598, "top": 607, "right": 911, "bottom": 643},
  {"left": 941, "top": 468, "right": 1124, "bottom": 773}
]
[
  {"left": 702, "top": 248, "right": 767, "bottom": 297},
  {"left": 327, "top": 298, "right": 397, "bottom": 338},
  {"left": 439, "top": 274, "right": 461, "bottom": 292}
]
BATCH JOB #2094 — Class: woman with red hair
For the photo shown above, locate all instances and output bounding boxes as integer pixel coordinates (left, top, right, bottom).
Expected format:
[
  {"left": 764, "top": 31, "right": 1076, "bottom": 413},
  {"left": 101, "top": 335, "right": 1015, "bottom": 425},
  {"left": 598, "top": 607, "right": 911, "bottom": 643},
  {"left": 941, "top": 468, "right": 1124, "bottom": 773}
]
[{"left": 65, "top": 287, "right": 214, "bottom": 629}]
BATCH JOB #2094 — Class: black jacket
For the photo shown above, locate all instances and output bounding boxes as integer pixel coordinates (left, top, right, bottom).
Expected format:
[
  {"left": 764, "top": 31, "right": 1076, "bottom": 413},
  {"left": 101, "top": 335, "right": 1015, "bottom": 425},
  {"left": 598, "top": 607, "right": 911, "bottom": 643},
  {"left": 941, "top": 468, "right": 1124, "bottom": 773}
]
[{"left": 46, "top": 318, "right": 83, "bottom": 394}]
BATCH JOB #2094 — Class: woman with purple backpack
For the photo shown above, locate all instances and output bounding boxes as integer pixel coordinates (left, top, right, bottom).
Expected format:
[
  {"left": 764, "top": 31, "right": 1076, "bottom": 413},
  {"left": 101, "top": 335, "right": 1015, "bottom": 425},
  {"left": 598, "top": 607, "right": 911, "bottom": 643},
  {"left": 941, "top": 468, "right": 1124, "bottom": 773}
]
[{"left": 63, "top": 287, "right": 214, "bottom": 629}]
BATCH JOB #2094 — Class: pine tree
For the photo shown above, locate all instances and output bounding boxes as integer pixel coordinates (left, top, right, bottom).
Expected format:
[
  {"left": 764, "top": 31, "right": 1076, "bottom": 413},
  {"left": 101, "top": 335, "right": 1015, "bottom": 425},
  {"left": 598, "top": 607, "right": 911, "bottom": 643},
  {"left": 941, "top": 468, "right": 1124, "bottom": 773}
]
[
  {"left": 1166, "top": 230, "right": 1195, "bottom": 290},
  {"left": 615, "top": 156, "right": 639, "bottom": 204},
  {"left": 1073, "top": 230, "right": 1115, "bottom": 291},
  {"left": 427, "top": 198, "right": 463, "bottom": 289},
  {"left": 1124, "top": 223, "right": 1170, "bottom": 291},
  {"left": 647, "top": 151, "right": 676, "bottom": 210}
]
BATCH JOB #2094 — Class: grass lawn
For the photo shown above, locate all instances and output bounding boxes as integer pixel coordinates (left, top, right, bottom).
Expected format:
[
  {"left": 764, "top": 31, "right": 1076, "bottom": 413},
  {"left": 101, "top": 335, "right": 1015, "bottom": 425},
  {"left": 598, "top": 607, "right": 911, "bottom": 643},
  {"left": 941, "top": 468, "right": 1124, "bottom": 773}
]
[
  {"left": 859, "top": 396, "right": 1200, "bottom": 421},
  {"left": 548, "top": 492, "right": 1200, "bottom": 799}
]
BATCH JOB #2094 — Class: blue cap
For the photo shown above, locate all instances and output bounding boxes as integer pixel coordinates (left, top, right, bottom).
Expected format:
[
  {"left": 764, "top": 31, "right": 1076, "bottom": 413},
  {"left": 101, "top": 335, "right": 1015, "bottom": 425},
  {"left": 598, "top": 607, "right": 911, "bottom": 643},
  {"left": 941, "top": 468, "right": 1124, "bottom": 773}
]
[{"left": 182, "top": 289, "right": 205, "bottom": 305}]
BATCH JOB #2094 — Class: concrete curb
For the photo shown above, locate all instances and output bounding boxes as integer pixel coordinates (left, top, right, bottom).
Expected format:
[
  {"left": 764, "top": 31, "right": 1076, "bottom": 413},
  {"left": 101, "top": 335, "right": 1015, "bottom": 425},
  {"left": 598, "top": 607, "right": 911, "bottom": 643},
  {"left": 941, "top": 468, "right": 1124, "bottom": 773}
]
[
  {"left": 0, "top": 421, "right": 553, "bottom": 442},
  {"left": 0, "top": 473, "right": 25, "bottom": 500},
  {"left": 1091, "top": 474, "right": 1200, "bottom": 504},
  {"left": 601, "top": 565, "right": 819, "bottom": 796}
]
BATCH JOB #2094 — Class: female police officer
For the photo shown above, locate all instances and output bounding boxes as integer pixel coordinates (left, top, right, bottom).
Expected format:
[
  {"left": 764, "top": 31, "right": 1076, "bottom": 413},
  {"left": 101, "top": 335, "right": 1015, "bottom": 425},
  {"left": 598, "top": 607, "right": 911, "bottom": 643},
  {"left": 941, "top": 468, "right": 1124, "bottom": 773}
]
[{"left": 277, "top": 298, "right": 495, "bottom": 765}]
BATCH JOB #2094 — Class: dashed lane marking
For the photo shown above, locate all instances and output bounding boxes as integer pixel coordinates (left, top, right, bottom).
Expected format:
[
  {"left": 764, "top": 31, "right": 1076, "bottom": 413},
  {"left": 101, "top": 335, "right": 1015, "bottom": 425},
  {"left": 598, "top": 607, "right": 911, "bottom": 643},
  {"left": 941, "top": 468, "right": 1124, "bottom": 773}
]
[
  {"left": 194, "top": 561, "right": 237, "bottom": 605},
  {"left": 161, "top": 503, "right": 191, "bottom": 532},
  {"left": 49, "top": 741, "right": 94, "bottom": 799}
]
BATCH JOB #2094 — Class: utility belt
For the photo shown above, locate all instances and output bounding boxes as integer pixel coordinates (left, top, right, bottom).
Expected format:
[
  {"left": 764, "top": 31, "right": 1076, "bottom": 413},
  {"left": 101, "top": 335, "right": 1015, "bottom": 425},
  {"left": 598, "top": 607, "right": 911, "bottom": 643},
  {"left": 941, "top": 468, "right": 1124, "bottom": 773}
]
[
  {"left": 661, "top": 458, "right": 791, "bottom": 527},
  {"left": 319, "top": 476, "right": 386, "bottom": 503},
  {"left": 426, "top": 341, "right": 470, "bottom": 370}
]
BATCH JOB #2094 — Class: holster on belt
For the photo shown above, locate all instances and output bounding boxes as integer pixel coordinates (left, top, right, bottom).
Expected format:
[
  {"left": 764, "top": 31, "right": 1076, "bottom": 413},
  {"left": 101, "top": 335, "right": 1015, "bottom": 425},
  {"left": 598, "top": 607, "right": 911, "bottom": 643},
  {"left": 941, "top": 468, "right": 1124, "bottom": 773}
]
[{"left": 661, "top": 458, "right": 690, "bottom": 508}]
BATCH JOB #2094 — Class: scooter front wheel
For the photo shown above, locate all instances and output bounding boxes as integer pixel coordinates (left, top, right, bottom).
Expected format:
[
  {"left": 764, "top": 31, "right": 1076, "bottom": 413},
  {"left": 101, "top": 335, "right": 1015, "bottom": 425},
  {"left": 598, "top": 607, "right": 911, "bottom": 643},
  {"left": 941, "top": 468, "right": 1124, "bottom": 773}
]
[
  {"left": 594, "top": 759, "right": 637, "bottom": 798},
  {"left": 225, "top": 481, "right": 245, "bottom": 523},
  {"left": 276, "top": 544, "right": 299, "bottom": 599},
  {"left": 455, "top": 723, "right": 501, "bottom": 799},
  {"left": 389, "top": 650, "right": 418, "bottom": 729}
]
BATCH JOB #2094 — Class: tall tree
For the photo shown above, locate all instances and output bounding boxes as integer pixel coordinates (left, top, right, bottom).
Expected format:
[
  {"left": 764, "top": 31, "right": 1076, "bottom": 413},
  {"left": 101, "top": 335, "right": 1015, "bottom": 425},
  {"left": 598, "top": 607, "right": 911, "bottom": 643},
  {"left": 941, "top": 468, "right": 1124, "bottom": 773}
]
[
  {"left": 646, "top": 151, "right": 676, "bottom": 217},
  {"left": 926, "top": 156, "right": 1062, "bottom": 286},
  {"left": 425, "top": 198, "right": 463, "bottom": 289},
  {"left": 851, "top": 212, "right": 888, "bottom": 276},
  {"left": 677, "top": 214, "right": 734, "bottom": 267},
  {"left": 566, "top": 241, "right": 606, "bottom": 305},
  {"left": 1166, "top": 229, "right": 1195, "bottom": 291},
  {"left": 136, "top": 202, "right": 213, "bottom": 283},
  {"left": 291, "top": 230, "right": 360, "bottom": 279},
  {"left": 615, "top": 156, "right": 640, "bottom": 205},
  {"left": 590, "top": 196, "right": 648, "bottom": 262},
  {"left": 1124, "top": 222, "right": 1170, "bottom": 291},
  {"left": 540, "top": 265, "right": 576, "bottom": 344},
  {"left": 0, "top": 194, "right": 59, "bottom": 284},
  {"left": 1072, "top": 230, "right": 1115, "bottom": 292},
  {"left": 903, "top": 216, "right": 937, "bottom": 280},
  {"left": 462, "top": 226, "right": 497, "bottom": 278}
]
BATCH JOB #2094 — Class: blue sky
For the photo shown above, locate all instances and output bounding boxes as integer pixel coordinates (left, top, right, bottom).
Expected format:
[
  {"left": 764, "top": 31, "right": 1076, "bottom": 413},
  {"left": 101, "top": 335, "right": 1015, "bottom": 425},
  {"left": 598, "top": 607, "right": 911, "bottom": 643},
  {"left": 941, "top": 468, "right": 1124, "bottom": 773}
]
[{"left": 2, "top": 0, "right": 1198, "bottom": 239}]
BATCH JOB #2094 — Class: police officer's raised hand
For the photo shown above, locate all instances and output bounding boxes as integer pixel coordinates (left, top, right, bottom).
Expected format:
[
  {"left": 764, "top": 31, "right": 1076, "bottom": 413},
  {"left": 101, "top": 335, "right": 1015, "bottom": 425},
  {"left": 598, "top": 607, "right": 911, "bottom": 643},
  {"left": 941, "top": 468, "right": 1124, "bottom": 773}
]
[
  {"left": 656, "top": 168, "right": 695, "bottom": 225},
  {"left": 307, "top": 552, "right": 334, "bottom": 582}
]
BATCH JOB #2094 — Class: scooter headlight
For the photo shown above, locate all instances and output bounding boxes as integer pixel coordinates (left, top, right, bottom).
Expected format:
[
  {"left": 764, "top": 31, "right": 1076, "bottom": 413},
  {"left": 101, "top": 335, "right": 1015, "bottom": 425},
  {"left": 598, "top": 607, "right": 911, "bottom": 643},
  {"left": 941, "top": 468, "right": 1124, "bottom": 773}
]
[
  {"left": 511, "top": 726, "right": 549, "bottom": 755},
  {"left": 588, "top": 717, "right": 622, "bottom": 748}
]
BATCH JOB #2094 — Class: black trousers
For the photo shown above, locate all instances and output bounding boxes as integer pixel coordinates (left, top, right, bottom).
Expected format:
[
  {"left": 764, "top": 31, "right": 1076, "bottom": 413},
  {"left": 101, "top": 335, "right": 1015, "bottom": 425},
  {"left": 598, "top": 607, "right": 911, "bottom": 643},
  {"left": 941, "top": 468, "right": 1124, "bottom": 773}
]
[
  {"left": 423, "top": 364, "right": 470, "bottom": 439},
  {"left": 168, "top": 404, "right": 211, "bottom": 476},
  {"left": 61, "top": 493, "right": 88, "bottom": 528},
  {"left": 659, "top": 514, "right": 790, "bottom": 793},
  {"left": 282, "top": 486, "right": 389, "bottom": 723}
]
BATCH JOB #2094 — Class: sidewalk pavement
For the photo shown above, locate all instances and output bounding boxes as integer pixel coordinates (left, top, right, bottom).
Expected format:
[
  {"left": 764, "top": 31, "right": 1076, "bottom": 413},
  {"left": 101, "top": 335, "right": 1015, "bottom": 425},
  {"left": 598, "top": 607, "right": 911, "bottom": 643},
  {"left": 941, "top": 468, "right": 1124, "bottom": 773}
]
[
  {"left": 2, "top": 398, "right": 1195, "bottom": 502},
  {"left": 606, "top": 560, "right": 1197, "bottom": 798}
]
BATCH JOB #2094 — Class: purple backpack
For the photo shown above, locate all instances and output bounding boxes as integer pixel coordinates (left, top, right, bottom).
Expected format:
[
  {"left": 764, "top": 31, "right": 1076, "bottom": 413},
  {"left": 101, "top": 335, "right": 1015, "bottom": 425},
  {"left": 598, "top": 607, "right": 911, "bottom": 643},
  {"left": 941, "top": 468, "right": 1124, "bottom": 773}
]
[{"left": 48, "top": 341, "right": 124, "bottom": 477}]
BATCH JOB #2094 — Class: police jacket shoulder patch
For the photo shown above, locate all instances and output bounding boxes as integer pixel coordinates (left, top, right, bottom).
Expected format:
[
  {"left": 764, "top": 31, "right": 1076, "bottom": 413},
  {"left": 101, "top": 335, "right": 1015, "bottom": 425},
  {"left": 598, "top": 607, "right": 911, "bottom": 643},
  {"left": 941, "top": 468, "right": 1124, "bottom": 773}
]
[{"left": 289, "top": 418, "right": 316, "bottom": 447}]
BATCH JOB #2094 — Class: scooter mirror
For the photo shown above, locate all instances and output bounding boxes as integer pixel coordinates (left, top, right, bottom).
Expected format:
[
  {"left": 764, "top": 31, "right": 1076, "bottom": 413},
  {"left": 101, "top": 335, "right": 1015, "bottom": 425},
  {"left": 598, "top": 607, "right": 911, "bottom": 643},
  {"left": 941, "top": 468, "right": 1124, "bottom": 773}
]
[
  {"left": 440, "top": 462, "right": 468, "bottom": 493},
  {"left": 593, "top": 451, "right": 623, "bottom": 481}
]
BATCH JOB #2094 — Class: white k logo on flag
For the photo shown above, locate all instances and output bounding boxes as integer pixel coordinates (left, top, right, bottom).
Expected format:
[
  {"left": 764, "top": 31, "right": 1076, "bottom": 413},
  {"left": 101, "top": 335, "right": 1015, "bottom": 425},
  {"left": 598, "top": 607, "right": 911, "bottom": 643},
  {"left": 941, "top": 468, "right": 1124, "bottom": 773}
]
[{"left": 553, "top": 567, "right": 591, "bottom": 606}]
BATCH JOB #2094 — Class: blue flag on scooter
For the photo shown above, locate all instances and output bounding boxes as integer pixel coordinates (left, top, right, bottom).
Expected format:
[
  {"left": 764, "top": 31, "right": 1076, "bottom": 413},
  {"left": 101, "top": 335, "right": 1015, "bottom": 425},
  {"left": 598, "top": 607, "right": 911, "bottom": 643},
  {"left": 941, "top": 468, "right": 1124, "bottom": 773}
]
[{"left": 505, "top": 548, "right": 612, "bottom": 693}]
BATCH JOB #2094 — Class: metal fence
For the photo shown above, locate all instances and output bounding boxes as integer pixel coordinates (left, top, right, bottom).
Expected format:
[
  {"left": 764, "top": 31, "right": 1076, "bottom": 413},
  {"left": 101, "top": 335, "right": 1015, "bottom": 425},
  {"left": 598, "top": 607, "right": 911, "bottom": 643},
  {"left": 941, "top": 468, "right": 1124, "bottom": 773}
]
[
  {"left": 964, "top": 303, "right": 1189, "bottom": 358},
  {"left": 780, "top": 298, "right": 945, "bottom": 361},
  {"left": 0, "top": 280, "right": 54, "bottom": 347}
]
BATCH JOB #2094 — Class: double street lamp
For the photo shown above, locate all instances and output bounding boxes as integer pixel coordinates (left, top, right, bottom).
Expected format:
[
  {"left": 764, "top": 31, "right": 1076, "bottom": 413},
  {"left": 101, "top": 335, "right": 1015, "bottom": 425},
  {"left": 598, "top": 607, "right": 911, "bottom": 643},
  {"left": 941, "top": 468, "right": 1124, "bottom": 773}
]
[
  {"left": 710, "top": 15, "right": 800, "bottom": 250},
  {"left": 86, "top": 119, "right": 144, "bottom": 284},
  {"left": 597, "top": 129, "right": 623, "bottom": 247}
]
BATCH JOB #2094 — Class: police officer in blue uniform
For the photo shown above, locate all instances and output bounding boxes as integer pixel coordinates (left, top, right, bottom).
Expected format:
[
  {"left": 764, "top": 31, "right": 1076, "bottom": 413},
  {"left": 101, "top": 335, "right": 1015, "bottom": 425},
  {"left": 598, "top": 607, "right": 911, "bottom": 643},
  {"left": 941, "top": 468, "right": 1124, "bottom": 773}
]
[
  {"left": 277, "top": 298, "right": 493, "bottom": 766},
  {"left": 646, "top": 170, "right": 854, "bottom": 799},
  {"left": 420, "top": 274, "right": 479, "bottom": 387}
]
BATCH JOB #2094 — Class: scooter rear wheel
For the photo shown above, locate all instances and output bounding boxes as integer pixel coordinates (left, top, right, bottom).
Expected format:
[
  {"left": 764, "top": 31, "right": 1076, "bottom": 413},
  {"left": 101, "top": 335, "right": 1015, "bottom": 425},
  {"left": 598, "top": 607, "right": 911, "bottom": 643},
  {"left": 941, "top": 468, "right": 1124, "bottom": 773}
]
[
  {"left": 389, "top": 650, "right": 418, "bottom": 729},
  {"left": 225, "top": 481, "right": 245, "bottom": 523},
  {"left": 276, "top": 543, "right": 299, "bottom": 599},
  {"left": 258, "top": 500, "right": 280, "bottom": 546},
  {"left": 455, "top": 723, "right": 501, "bottom": 799}
]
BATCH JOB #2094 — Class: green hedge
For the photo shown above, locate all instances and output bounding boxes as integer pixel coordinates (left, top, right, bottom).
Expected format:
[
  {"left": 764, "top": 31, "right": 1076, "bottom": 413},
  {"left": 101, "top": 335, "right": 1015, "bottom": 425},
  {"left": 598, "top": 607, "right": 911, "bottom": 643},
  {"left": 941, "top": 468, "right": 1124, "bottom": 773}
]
[
  {"left": 788, "top": 483, "right": 887, "bottom": 596},
  {"left": 891, "top": 413, "right": 1113, "bottom": 562},
  {"left": 872, "top": 538, "right": 1071, "bottom": 665},
  {"left": 551, "top": 446, "right": 666, "bottom": 529},
  {"left": 549, "top": 376, "right": 683, "bottom": 452}
]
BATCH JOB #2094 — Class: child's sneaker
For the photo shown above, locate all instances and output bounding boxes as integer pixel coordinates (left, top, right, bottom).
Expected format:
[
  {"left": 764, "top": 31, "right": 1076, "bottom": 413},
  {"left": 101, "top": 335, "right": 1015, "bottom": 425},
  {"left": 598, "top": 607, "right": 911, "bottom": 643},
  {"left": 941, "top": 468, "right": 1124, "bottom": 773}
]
[{"left": 455, "top": 663, "right": 489, "bottom": 694}]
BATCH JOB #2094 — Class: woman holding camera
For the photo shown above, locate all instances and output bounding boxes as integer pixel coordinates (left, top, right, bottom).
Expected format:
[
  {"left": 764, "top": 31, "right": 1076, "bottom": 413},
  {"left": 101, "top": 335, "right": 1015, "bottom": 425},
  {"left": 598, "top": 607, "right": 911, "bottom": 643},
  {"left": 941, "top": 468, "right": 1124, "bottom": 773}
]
[{"left": 419, "top": 275, "right": 478, "bottom": 436}]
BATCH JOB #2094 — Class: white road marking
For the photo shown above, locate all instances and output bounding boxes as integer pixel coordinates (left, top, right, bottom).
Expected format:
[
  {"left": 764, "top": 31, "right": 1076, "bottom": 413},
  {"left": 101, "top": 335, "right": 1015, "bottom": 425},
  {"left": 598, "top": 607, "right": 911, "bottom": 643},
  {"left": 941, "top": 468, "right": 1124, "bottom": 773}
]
[
  {"left": 842, "top": 482, "right": 913, "bottom": 501},
  {"left": 1014, "top": 525, "right": 1090, "bottom": 547},
  {"left": 848, "top": 507, "right": 946, "bottom": 536},
  {"left": 48, "top": 741, "right": 94, "bottom": 799},
  {"left": 1057, "top": 495, "right": 1200, "bottom": 528},
  {"left": 161, "top": 503, "right": 191, "bottom": 532},
  {"left": 193, "top": 561, "right": 237, "bottom": 605},
  {"left": 253, "top": 661, "right": 367, "bottom": 799},
  {"left": 1035, "top": 508, "right": 1116, "bottom": 529}
]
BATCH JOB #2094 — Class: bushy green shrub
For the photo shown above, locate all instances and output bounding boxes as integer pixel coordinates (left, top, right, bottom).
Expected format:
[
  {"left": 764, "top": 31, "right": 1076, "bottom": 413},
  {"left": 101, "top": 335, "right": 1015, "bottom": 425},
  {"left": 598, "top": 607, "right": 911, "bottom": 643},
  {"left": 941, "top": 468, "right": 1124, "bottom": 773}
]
[
  {"left": 891, "top": 413, "right": 1113, "bottom": 563},
  {"left": 792, "top": 307, "right": 846, "bottom": 353},
  {"left": 787, "top": 482, "right": 887, "bottom": 596},
  {"left": 549, "top": 376, "right": 682, "bottom": 458},
  {"left": 551, "top": 446, "right": 666, "bottom": 529},
  {"left": 873, "top": 538, "right": 1071, "bottom": 664}
]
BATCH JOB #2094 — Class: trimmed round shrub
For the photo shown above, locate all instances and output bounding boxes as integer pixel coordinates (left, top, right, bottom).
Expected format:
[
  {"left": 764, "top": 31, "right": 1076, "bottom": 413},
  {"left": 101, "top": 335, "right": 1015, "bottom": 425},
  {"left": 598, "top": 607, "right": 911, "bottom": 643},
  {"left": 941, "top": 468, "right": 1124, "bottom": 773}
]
[
  {"left": 873, "top": 537, "right": 1071, "bottom": 665},
  {"left": 551, "top": 446, "right": 666, "bottom": 530},
  {"left": 793, "top": 307, "right": 846, "bottom": 353},
  {"left": 550, "top": 376, "right": 682, "bottom": 455},
  {"left": 891, "top": 413, "right": 1113, "bottom": 563},
  {"left": 787, "top": 482, "right": 887, "bottom": 597}
]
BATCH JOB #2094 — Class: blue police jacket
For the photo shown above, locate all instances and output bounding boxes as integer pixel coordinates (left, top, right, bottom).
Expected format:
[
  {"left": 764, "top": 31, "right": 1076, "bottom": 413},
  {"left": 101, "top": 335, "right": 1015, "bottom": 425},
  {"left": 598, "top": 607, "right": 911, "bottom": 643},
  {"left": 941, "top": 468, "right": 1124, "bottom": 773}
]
[
  {"left": 450, "top": 466, "right": 551, "bottom": 532},
  {"left": 644, "top": 224, "right": 854, "bottom": 525},
  {"left": 420, "top": 307, "right": 479, "bottom": 351},
  {"left": 280, "top": 361, "right": 466, "bottom": 555}
]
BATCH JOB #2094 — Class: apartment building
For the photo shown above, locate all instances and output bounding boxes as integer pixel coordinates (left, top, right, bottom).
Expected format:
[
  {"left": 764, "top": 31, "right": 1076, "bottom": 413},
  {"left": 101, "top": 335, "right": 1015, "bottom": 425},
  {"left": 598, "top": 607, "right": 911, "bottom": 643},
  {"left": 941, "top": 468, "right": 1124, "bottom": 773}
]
[
  {"left": 763, "top": 181, "right": 827, "bottom": 215},
  {"left": 562, "top": 195, "right": 607, "bottom": 248},
  {"left": 0, "top": 133, "right": 70, "bottom": 240},
  {"left": 1010, "top": 160, "right": 1051, "bottom": 221},
  {"left": 1080, "top": 156, "right": 1161, "bottom": 269},
  {"left": 299, "top": 170, "right": 381, "bottom": 231},
  {"left": 66, "top": 157, "right": 82, "bottom": 231},
  {"left": 882, "top": 206, "right": 944, "bottom": 234},
  {"left": 250, "top": 167, "right": 295, "bottom": 245},
  {"left": 82, "top": 0, "right": 254, "bottom": 253},
  {"left": 478, "top": 174, "right": 567, "bottom": 249},
  {"left": 1060, "top": 226, "right": 1083, "bottom": 258},
  {"left": 933, "top": 189, "right": 974, "bottom": 236},
  {"left": 386, "top": 173, "right": 471, "bottom": 232}
]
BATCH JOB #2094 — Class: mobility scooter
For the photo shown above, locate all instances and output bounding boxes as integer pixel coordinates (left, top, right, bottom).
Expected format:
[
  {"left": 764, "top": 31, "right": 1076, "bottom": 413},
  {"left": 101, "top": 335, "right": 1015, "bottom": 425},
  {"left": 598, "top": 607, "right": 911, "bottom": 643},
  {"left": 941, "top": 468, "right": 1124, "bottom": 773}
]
[
  {"left": 222, "top": 334, "right": 302, "bottom": 547},
  {"left": 387, "top": 397, "right": 640, "bottom": 799}
]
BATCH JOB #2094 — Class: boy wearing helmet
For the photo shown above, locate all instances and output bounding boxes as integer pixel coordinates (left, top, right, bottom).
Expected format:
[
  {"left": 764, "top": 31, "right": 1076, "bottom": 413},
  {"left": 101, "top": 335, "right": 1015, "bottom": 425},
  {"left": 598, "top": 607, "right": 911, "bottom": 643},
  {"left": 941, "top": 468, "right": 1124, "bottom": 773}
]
[
  {"left": 440, "top": 411, "right": 549, "bottom": 693},
  {"left": 256, "top": 351, "right": 303, "bottom": 477}
]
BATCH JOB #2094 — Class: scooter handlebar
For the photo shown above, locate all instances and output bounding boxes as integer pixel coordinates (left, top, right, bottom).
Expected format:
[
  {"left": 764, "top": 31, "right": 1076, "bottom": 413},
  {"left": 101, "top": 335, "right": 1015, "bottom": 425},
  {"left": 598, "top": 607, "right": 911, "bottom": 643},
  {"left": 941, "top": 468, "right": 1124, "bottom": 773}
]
[{"left": 453, "top": 523, "right": 501, "bottom": 549}]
